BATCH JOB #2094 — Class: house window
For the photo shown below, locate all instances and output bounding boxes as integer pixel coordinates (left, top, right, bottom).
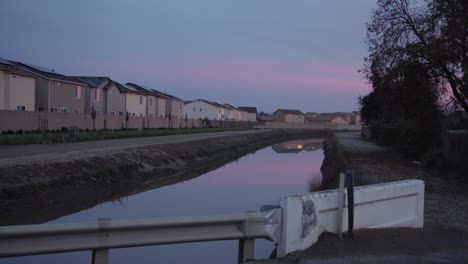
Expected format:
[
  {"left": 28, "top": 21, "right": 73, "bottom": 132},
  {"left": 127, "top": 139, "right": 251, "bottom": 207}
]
[
  {"left": 200, "top": 107, "right": 202, "bottom": 111},
  {"left": 119, "top": 112, "right": 123, "bottom": 116},
  {"left": 132, "top": 113, "right": 135, "bottom": 116},
  {"left": 193, "top": 107, "right": 195, "bottom": 112},
  {"left": 37, "top": 106, "right": 45, "bottom": 112},
  {"left": 16, "top": 105, "right": 26, "bottom": 111},
  {"left": 139, "top": 96, "right": 143, "bottom": 104},
  {"left": 50, "top": 107, "right": 58, "bottom": 112},
  {"left": 60, "top": 108, "right": 68, "bottom": 113},
  {"left": 12, "top": 75, "right": 16, "bottom": 78},
  {"left": 74, "top": 86, "right": 81, "bottom": 99},
  {"left": 75, "top": 108, "right": 79, "bottom": 113},
  {"left": 140, "top": 113, "right": 143, "bottom": 117},
  {"left": 95, "top": 89, "right": 100, "bottom": 101}
]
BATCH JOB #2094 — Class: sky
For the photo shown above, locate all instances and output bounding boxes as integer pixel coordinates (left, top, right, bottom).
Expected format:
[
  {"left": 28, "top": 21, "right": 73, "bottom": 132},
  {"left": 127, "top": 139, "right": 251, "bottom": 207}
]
[{"left": 0, "top": 0, "right": 376, "bottom": 113}]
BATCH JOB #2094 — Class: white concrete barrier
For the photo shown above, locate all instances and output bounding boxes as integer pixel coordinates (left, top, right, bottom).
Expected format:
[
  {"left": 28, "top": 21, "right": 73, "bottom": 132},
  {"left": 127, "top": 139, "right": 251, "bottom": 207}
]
[{"left": 277, "top": 179, "right": 424, "bottom": 257}]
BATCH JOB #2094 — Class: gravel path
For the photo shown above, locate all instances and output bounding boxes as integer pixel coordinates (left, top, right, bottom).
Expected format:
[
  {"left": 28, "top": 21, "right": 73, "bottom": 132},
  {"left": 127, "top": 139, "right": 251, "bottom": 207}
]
[
  {"left": 333, "top": 132, "right": 385, "bottom": 153},
  {"left": 0, "top": 130, "right": 266, "bottom": 166}
]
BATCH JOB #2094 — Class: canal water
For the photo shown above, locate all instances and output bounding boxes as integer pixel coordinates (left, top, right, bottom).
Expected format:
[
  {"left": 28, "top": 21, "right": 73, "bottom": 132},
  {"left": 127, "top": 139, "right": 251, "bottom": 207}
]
[{"left": 1, "top": 138, "right": 324, "bottom": 264}]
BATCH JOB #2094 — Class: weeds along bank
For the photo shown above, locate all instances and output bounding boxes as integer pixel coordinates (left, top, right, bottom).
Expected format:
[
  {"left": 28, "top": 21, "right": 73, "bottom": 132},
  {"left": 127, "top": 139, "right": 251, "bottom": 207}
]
[{"left": 0, "top": 130, "right": 327, "bottom": 225}]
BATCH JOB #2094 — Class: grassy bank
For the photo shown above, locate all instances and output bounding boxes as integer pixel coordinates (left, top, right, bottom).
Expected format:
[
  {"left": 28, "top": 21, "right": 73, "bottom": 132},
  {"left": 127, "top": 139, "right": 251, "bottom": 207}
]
[
  {"left": 0, "top": 127, "right": 246, "bottom": 145},
  {"left": 0, "top": 130, "right": 328, "bottom": 225}
]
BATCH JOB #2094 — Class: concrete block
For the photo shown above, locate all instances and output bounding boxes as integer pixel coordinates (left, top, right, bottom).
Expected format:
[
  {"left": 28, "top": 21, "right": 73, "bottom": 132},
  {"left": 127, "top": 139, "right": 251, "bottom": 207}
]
[{"left": 277, "top": 179, "right": 424, "bottom": 257}]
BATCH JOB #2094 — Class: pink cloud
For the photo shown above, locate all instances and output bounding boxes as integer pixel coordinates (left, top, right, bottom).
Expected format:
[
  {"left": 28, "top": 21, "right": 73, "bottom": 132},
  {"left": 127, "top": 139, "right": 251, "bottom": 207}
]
[{"left": 81, "top": 56, "right": 370, "bottom": 94}]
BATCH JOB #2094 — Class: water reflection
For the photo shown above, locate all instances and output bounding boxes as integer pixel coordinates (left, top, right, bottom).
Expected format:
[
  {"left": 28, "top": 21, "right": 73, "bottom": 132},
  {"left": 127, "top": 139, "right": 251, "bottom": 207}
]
[
  {"left": 272, "top": 139, "right": 324, "bottom": 153},
  {"left": 1, "top": 139, "right": 324, "bottom": 264}
]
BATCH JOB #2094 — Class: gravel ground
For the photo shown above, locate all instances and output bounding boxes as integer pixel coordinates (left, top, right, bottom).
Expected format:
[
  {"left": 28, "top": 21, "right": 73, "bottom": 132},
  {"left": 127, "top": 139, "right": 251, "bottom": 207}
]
[{"left": 249, "top": 132, "right": 468, "bottom": 263}]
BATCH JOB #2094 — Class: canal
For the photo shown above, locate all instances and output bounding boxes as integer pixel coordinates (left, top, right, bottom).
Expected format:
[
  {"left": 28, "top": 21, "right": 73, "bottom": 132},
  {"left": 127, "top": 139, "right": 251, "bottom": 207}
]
[{"left": 1, "top": 138, "right": 324, "bottom": 264}]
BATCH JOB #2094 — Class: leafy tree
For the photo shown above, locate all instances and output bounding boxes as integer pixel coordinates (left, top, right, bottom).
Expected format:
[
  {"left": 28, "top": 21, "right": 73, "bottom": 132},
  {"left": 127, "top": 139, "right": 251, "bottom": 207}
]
[
  {"left": 360, "top": 59, "right": 443, "bottom": 157},
  {"left": 366, "top": 0, "right": 468, "bottom": 114}
]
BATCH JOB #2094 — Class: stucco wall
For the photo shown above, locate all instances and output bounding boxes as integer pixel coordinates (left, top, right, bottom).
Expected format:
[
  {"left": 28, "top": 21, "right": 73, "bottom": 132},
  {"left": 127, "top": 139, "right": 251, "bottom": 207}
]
[
  {"left": 34, "top": 78, "right": 49, "bottom": 112},
  {"left": 105, "top": 84, "right": 125, "bottom": 116},
  {"left": 88, "top": 80, "right": 109, "bottom": 114},
  {"left": 0, "top": 70, "right": 35, "bottom": 111},
  {"left": 0, "top": 110, "right": 204, "bottom": 132},
  {"left": 184, "top": 100, "right": 220, "bottom": 120},
  {"left": 246, "top": 112, "right": 257, "bottom": 122},
  {"left": 156, "top": 98, "right": 166, "bottom": 117},
  {"left": 285, "top": 114, "right": 304, "bottom": 124},
  {"left": 0, "top": 71, "right": 6, "bottom": 110},
  {"left": 171, "top": 100, "right": 183, "bottom": 119},
  {"left": 126, "top": 93, "right": 146, "bottom": 117},
  {"left": 146, "top": 95, "right": 157, "bottom": 117},
  {"left": 49, "top": 81, "right": 85, "bottom": 114}
]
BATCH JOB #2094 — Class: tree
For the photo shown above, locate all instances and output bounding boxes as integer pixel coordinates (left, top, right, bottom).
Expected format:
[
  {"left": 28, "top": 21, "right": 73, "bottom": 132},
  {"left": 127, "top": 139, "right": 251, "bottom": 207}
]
[
  {"left": 360, "top": 58, "right": 443, "bottom": 157},
  {"left": 91, "top": 106, "right": 97, "bottom": 131},
  {"left": 366, "top": 0, "right": 468, "bottom": 114}
]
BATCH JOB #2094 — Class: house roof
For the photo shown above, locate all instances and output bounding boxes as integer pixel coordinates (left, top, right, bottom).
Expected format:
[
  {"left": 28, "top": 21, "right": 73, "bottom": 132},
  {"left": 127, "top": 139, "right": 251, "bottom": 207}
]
[
  {"left": 257, "top": 115, "right": 273, "bottom": 122},
  {"left": 0, "top": 57, "right": 13, "bottom": 66},
  {"left": 102, "top": 80, "right": 128, "bottom": 93},
  {"left": 73, "top": 76, "right": 109, "bottom": 88},
  {"left": 223, "top": 104, "right": 240, "bottom": 111},
  {"left": 186, "top": 99, "right": 229, "bottom": 109},
  {"left": 8, "top": 60, "right": 88, "bottom": 85},
  {"left": 273, "top": 109, "right": 304, "bottom": 115},
  {"left": 238, "top": 107, "right": 257, "bottom": 114},
  {"left": 126, "top": 83, "right": 183, "bottom": 101},
  {"left": 0, "top": 57, "right": 36, "bottom": 78}
]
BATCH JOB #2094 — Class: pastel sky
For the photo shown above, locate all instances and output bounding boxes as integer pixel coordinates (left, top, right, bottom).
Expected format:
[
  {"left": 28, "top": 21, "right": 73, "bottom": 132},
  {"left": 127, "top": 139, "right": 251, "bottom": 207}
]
[{"left": 0, "top": 0, "right": 375, "bottom": 113}]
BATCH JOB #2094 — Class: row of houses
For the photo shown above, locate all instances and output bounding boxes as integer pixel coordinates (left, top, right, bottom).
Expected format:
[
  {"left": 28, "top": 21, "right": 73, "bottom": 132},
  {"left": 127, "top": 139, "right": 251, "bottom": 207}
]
[
  {"left": 258, "top": 109, "right": 360, "bottom": 125},
  {"left": 0, "top": 57, "right": 258, "bottom": 121}
]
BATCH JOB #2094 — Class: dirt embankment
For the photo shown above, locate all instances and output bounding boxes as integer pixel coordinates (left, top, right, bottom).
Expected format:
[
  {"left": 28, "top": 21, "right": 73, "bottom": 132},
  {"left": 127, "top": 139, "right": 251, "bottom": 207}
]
[{"left": 0, "top": 130, "right": 327, "bottom": 225}]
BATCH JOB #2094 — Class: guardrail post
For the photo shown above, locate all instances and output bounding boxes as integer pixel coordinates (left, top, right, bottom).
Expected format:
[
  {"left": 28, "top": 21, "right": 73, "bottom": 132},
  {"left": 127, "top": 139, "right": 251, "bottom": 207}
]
[
  {"left": 346, "top": 169, "right": 355, "bottom": 237},
  {"left": 238, "top": 239, "right": 254, "bottom": 263},
  {"left": 337, "top": 173, "right": 345, "bottom": 239},
  {"left": 92, "top": 249, "right": 109, "bottom": 264}
]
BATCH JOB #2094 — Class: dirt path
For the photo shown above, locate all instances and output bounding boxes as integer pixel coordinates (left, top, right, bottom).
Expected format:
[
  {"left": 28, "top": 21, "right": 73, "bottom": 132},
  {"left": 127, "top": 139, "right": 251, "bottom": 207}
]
[{"left": 0, "top": 130, "right": 267, "bottom": 166}]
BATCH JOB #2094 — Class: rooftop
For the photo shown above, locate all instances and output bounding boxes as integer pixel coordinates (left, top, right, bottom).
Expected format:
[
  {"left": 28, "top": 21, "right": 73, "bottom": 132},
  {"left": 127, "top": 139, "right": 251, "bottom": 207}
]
[{"left": 273, "top": 109, "right": 304, "bottom": 115}]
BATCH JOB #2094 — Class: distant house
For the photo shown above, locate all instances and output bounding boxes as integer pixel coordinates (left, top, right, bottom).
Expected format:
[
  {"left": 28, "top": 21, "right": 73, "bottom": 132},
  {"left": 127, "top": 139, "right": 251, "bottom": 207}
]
[
  {"left": 126, "top": 83, "right": 166, "bottom": 118},
  {"left": 127, "top": 83, "right": 183, "bottom": 119},
  {"left": 306, "top": 113, "right": 348, "bottom": 125},
  {"left": 123, "top": 84, "right": 147, "bottom": 117},
  {"left": 238, "top": 107, "right": 257, "bottom": 122},
  {"left": 224, "top": 104, "right": 247, "bottom": 121},
  {"left": 9, "top": 60, "right": 88, "bottom": 113},
  {"left": 223, "top": 104, "right": 237, "bottom": 120},
  {"left": 272, "top": 109, "right": 304, "bottom": 123},
  {"left": 0, "top": 58, "right": 36, "bottom": 111},
  {"left": 257, "top": 114, "right": 273, "bottom": 122},
  {"left": 184, "top": 99, "right": 228, "bottom": 120},
  {"left": 74, "top": 76, "right": 109, "bottom": 114}
]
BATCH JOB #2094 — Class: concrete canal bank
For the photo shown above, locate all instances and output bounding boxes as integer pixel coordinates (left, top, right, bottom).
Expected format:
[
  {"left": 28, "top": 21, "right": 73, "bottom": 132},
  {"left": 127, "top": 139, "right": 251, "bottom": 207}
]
[{"left": 0, "top": 130, "right": 327, "bottom": 225}]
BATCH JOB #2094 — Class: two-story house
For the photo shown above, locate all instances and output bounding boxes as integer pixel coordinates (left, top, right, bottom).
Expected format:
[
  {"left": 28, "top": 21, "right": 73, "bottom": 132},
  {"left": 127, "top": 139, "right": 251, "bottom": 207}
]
[
  {"left": 272, "top": 109, "right": 305, "bottom": 123},
  {"left": 0, "top": 58, "right": 36, "bottom": 111},
  {"left": 238, "top": 107, "right": 257, "bottom": 122},
  {"left": 184, "top": 99, "right": 228, "bottom": 120},
  {"left": 10, "top": 60, "right": 88, "bottom": 113}
]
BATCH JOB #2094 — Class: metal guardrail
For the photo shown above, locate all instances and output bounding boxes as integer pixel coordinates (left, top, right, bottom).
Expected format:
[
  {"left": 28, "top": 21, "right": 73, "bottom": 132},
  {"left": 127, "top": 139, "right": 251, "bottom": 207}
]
[{"left": 0, "top": 209, "right": 281, "bottom": 264}]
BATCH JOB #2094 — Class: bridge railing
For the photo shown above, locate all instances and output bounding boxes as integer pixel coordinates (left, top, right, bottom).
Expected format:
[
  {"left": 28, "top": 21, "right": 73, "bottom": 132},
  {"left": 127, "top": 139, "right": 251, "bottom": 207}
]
[{"left": 0, "top": 209, "right": 281, "bottom": 264}]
